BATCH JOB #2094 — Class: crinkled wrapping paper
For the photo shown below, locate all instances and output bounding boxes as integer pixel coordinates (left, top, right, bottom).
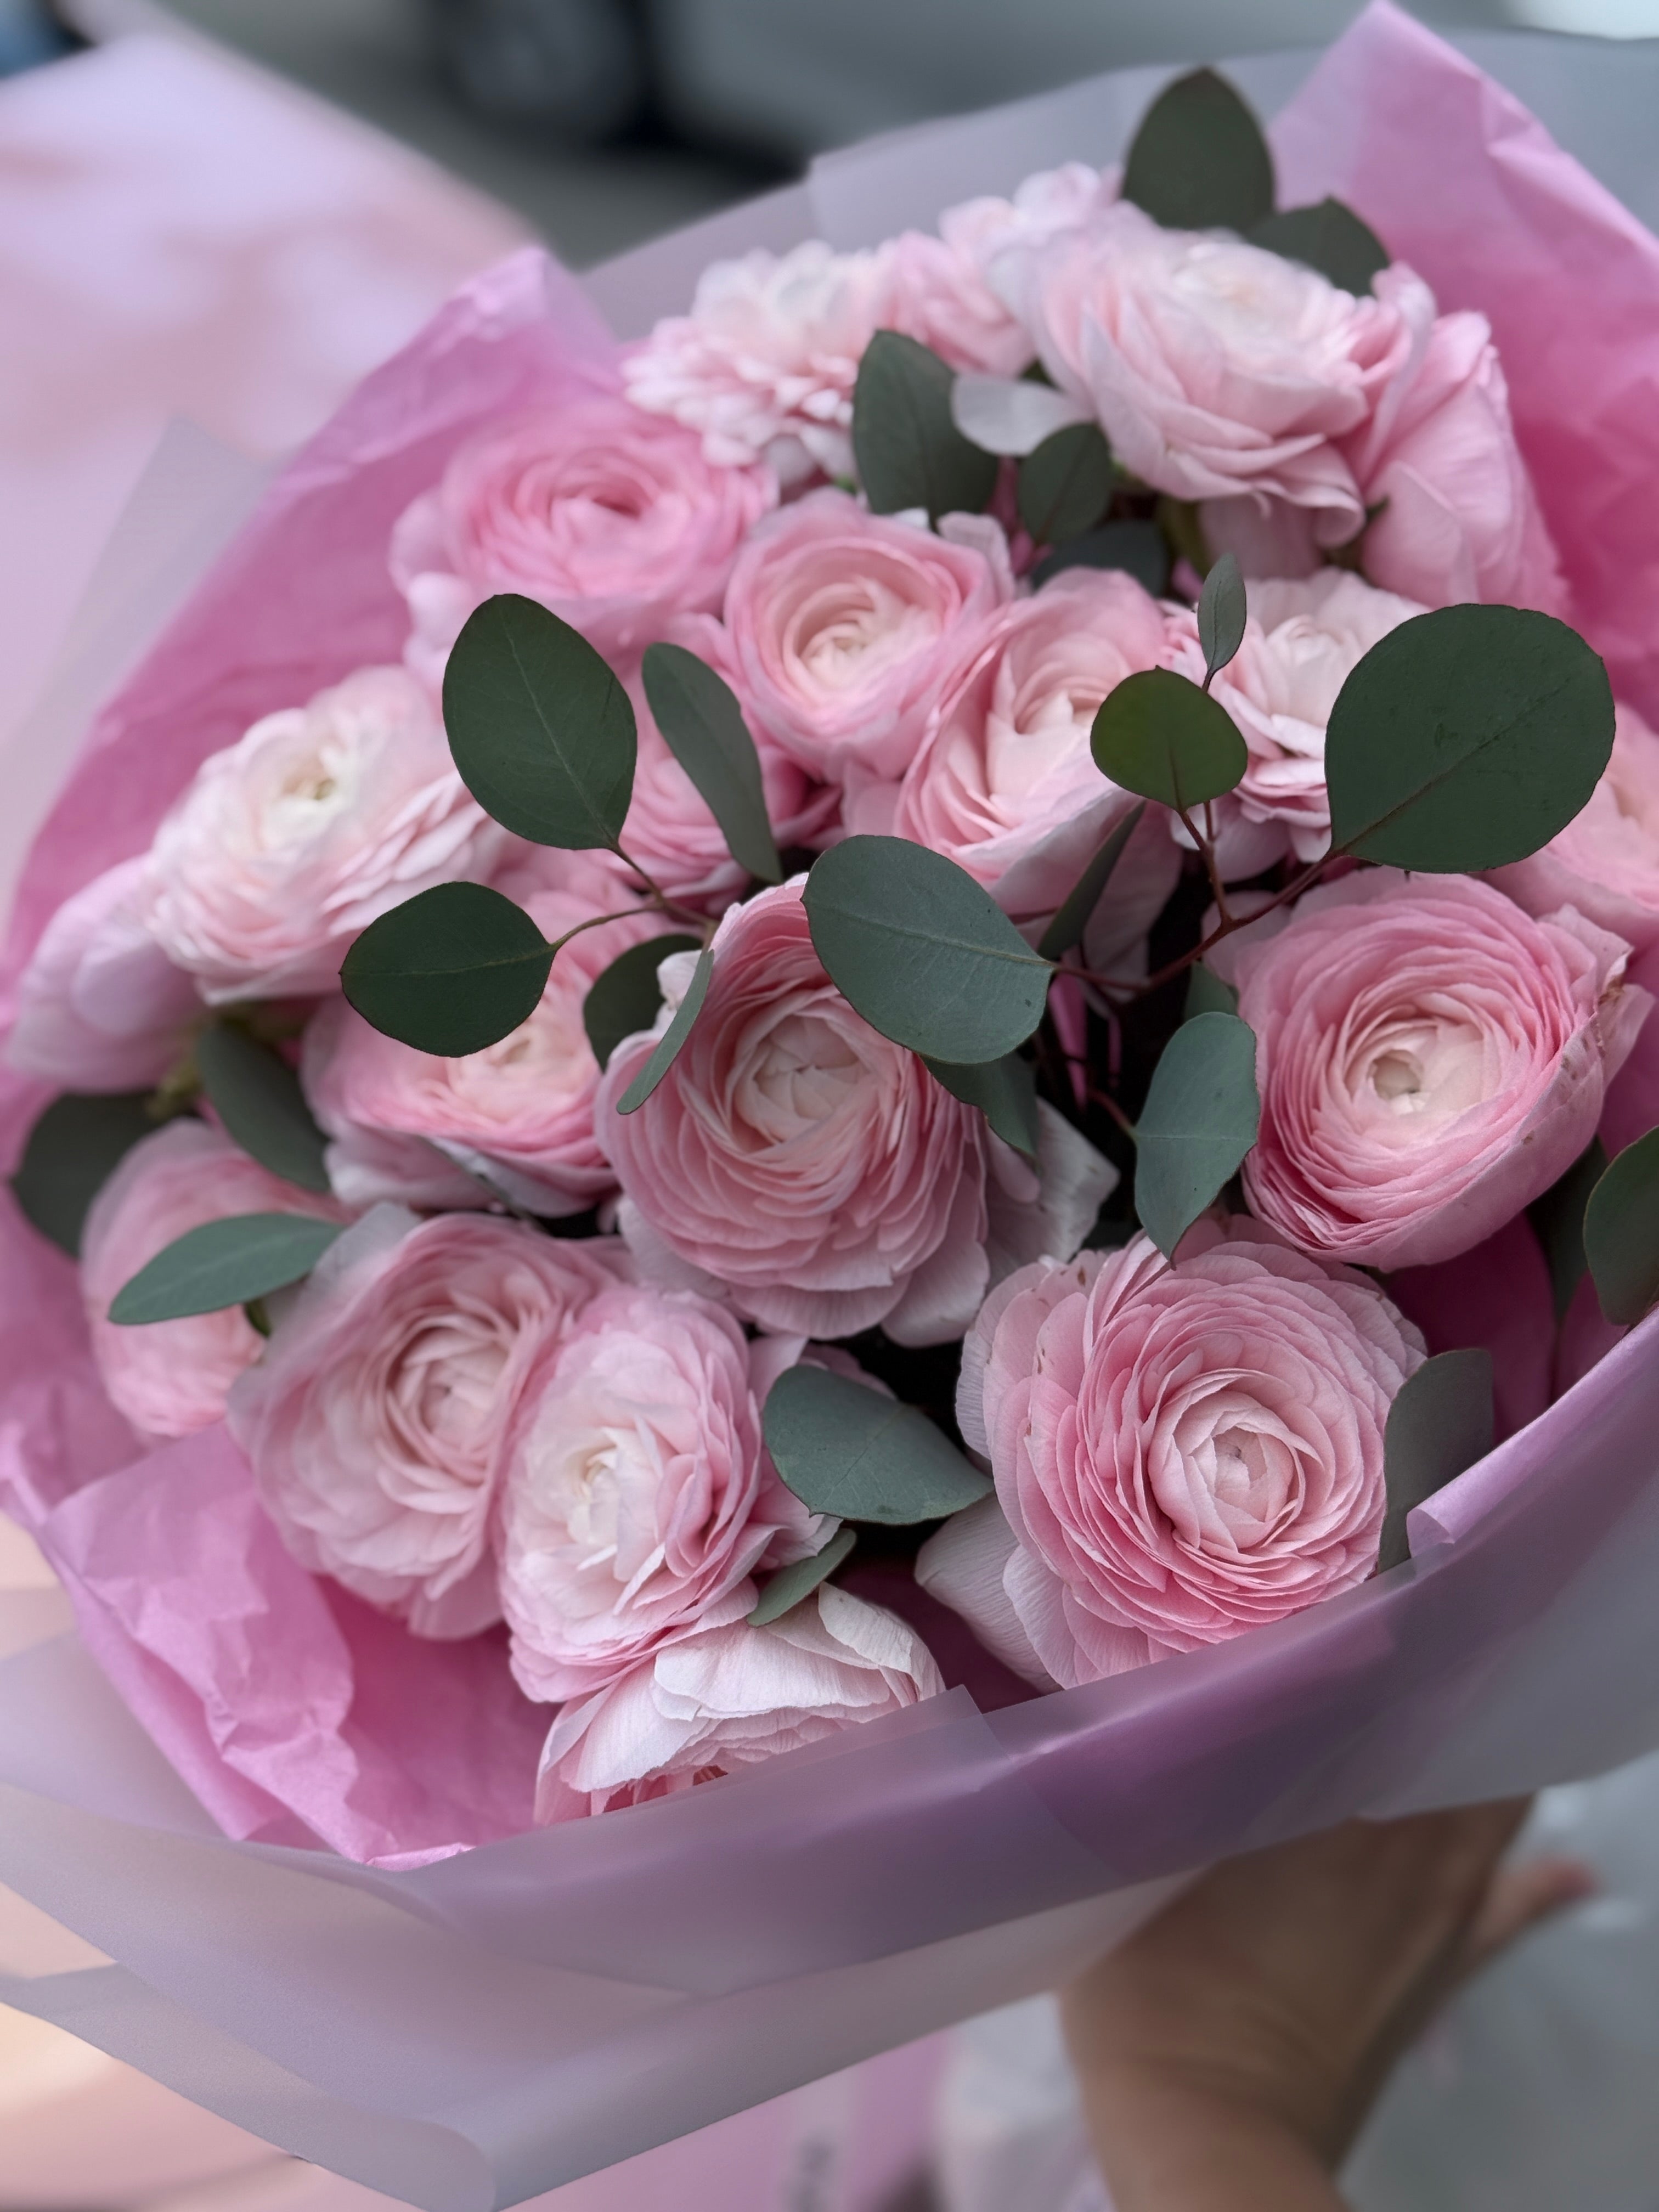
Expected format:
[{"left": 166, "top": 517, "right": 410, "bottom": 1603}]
[{"left": 6, "top": 7, "right": 1659, "bottom": 2203}]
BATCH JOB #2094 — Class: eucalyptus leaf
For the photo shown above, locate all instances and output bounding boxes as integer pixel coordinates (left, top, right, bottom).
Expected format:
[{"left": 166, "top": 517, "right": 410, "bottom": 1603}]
[
  {"left": 583, "top": 933, "right": 700, "bottom": 1070},
  {"left": 1032, "top": 519, "right": 1171, "bottom": 596},
  {"left": 747, "top": 1526, "right": 857, "bottom": 1627},
  {"left": 1092, "top": 668, "right": 1248, "bottom": 813},
  {"left": 342, "top": 882, "right": 553, "bottom": 1057},
  {"left": 108, "top": 1212, "right": 342, "bottom": 1325},
  {"left": 1133, "top": 1011, "right": 1260, "bottom": 1257},
  {"left": 196, "top": 1023, "right": 330, "bottom": 1193},
  {"left": 852, "top": 331, "right": 998, "bottom": 521},
  {"left": 1378, "top": 1348, "right": 1494, "bottom": 1571},
  {"left": 1585, "top": 1127, "right": 1659, "bottom": 1325},
  {"left": 9, "top": 1091, "right": 159, "bottom": 1257},
  {"left": 1249, "top": 198, "right": 1389, "bottom": 296},
  {"left": 640, "top": 642, "right": 781, "bottom": 882},
  {"left": 1527, "top": 1137, "right": 1607, "bottom": 1323},
  {"left": 1197, "top": 551, "right": 1246, "bottom": 682},
  {"left": 616, "top": 945, "right": 714, "bottom": 1113},
  {"left": 804, "top": 837, "right": 1051, "bottom": 1065},
  {"left": 922, "top": 1051, "right": 1040, "bottom": 1157},
  {"left": 1324, "top": 606, "right": 1614, "bottom": 870},
  {"left": 1183, "top": 964, "right": 1238, "bottom": 1020},
  {"left": 1017, "top": 424, "right": 1114, "bottom": 546},
  {"left": 443, "top": 594, "right": 636, "bottom": 848},
  {"left": 1121, "top": 67, "right": 1275, "bottom": 233},
  {"left": 1037, "top": 804, "right": 1146, "bottom": 961},
  {"left": 763, "top": 1365, "right": 992, "bottom": 1525}
]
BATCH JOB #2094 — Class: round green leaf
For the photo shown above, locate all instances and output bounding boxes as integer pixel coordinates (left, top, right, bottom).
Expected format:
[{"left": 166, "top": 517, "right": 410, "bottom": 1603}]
[
  {"left": 1378, "top": 1349, "right": 1494, "bottom": 1571},
  {"left": 922, "top": 1052, "right": 1040, "bottom": 1158},
  {"left": 763, "top": 1367, "right": 991, "bottom": 1525},
  {"left": 1133, "top": 1011, "right": 1260, "bottom": 1258},
  {"left": 341, "top": 882, "right": 553, "bottom": 1057},
  {"left": 583, "top": 933, "right": 700, "bottom": 1071},
  {"left": 852, "top": 331, "right": 998, "bottom": 522},
  {"left": 747, "top": 1527, "right": 857, "bottom": 1627},
  {"left": 1249, "top": 198, "right": 1388, "bottom": 296},
  {"left": 9, "top": 1091, "right": 159, "bottom": 1257},
  {"left": 1037, "top": 804, "right": 1146, "bottom": 962},
  {"left": 1197, "top": 550, "right": 1246, "bottom": 681},
  {"left": 804, "top": 837, "right": 1051, "bottom": 1065},
  {"left": 1091, "top": 668, "right": 1248, "bottom": 811},
  {"left": 1121, "top": 67, "right": 1275, "bottom": 233},
  {"left": 1585, "top": 1126, "right": 1659, "bottom": 1326},
  {"left": 1032, "top": 519, "right": 1170, "bottom": 596},
  {"left": 1182, "top": 963, "right": 1238, "bottom": 1022},
  {"left": 616, "top": 944, "right": 714, "bottom": 1113},
  {"left": 1017, "top": 424, "right": 1113, "bottom": 546},
  {"left": 109, "top": 1212, "right": 342, "bottom": 1325},
  {"left": 641, "top": 642, "right": 781, "bottom": 882},
  {"left": 196, "top": 1023, "right": 330, "bottom": 1193},
  {"left": 443, "top": 593, "right": 636, "bottom": 848},
  {"left": 1324, "top": 606, "right": 1614, "bottom": 870}
]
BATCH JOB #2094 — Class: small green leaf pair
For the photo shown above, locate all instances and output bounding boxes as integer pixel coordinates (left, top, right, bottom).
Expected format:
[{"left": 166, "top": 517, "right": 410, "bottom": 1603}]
[{"left": 1531, "top": 1127, "right": 1659, "bottom": 1331}]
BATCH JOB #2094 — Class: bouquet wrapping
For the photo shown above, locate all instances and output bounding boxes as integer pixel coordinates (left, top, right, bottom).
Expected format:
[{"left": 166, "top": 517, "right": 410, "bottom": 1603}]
[{"left": 7, "top": 7, "right": 1659, "bottom": 2204}]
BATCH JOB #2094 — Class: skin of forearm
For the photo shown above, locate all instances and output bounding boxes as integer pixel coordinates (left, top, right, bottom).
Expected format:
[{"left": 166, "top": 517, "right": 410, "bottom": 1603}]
[{"left": 1072, "top": 2068, "right": 1347, "bottom": 2212}]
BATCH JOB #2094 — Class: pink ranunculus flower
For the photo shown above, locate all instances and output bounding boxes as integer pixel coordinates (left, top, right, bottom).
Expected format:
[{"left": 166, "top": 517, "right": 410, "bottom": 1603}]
[
  {"left": 533, "top": 1584, "right": 944, "bottom": 1821},
  {"left": 82, "top": 1119, "right": 346, "bottom": 1444},
  {"left": 1488, "top": 706, "right": 1659, "bottom": 955},
  {"left": 721, "top": 491, "right": 1012, "bottom": 785},
  {"left": 228, "top": 1207, "right": 627, "bottom": 1639},
  {"left": 621, "top": 240, "right": 892, "bottom": 486},
  {"left": 890, "top": 566, "right": 1179, "bottom": 962},
  {"left": 1220, "top": 871, "right": 1650, "bottom": 1272},
  {"left": 598, "top": 881, "right": 1115, "bottom": 1345},
  {"left": 1165, "top": 569, "right": 1425, "bottom": 876},
  {"left": 302, "top": 881, "right": 670, "bottom": 1216},
  {"left": 950, "top": 1218, "right": 1425, "bottom": 1684},
  {"left": 390, "top": 396, "right": 775, "bottom": 685},
  {"left": 884, "top": 222, "right": 1035, "bottom": 380},
  {"left": 137, "top": 666, "right": 503, "bottom": 1003},
  {"left": 499, "top": 1285, "right": 833, "bottom": 1702},
  {"left": 992, "top": 205, "right": 1431, "bottom": 538},
  {"left": 1347, "top": 308, "right": 1567, "bottom": 615},
  {"left": 6, "top": 857, "right": 201, "bottom": 1090}
]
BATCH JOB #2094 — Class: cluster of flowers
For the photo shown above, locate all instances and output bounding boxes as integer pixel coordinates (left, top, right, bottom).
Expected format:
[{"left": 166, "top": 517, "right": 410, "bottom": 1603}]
[{"left": 11, "top": 72, "right": 1659, "bottom": 1831}]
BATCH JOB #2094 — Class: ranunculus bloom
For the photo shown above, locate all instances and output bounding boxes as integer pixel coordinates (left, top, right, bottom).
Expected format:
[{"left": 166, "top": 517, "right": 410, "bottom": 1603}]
[
  {"left": 1347, "top": 308, "right": 1567, "bottom": 616},
  {"left": 82, "top": 1119, "right": 345, "bottom": 1444},
  {"left": 302, "top": 882, "right": 668, "bottom": 1216},
  {"left": 889, "top": 566, "right": 1179, "bottom": 965},
  {"left": 533, "top": 1584, "right": 944, "bottom": 1821},
  {"left": 390, "top": 396, "right": 775, "bottom": 683},
  {"left": 721, "top": 491, "right": 1011, "bottom": 784},
  {"left": 599, "top": 882, "right": 1115, "bottom": 1344},
  {"left": 884, "top": 221, "right": 1035, "bottom": 379},
  {"left": 138, "top": 666, "right": 502, "bottom": 1003},
  {"left": 1221, "top": 871, "right": 1649, "bottom": 1272},
  {"left": 1165, "top": 570, "right": 1424, "bottom": 875},
  {"left": 499, "top": 1286, "right": 832, "bottom": 1702},
  {"left": 994, "top": 203, "right": 1429, "bottom": 538},
  {"left": 950, "top": 1218, "right": 1425, "bottom": 1684},
  {"left": 228, "top": 1207, "right": 626, "bottom": 1638},
  {"left": 1489, "top": 707, "right": 1659, "bottom": 954},
  {"left": 7, "top": 857, "right": 201, "bottom": 1090},
  {"left": 622, "top": 241, "right": 891, "bottom": 485}
]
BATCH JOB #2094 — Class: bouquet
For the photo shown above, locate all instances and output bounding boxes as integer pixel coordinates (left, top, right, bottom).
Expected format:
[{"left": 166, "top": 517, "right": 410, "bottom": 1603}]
[{"left": 6, "top": 6, "right": 1659, "bottom": 2201}]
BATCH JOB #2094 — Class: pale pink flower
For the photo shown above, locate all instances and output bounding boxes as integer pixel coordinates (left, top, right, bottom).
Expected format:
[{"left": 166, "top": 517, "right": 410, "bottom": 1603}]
[
  {"left": 7, "top": 857, "right": 200, "bottom": 1091},
  {"left": 81, "top": 1119, "right": 345, "bottom": 1444},
  {"left": 500, "top": 1285, "right": 833, "bottom": 1702},
  {"left": 1489, "top": 706, "right": 1659, "bottom": 954},
  {"left": 946, "top": 1219, "right": 1424, "bottom": 1685},
  {"left": 884, "top": 221, "right": 1035, "bottom": 379},
  {"left": 137, "top": 667, "right": 502, "bottom": 1003},
  {"left": 721, "top": 491, "right": 1011, "bottom": 785},
  {"left": 227, "top": 1207, "right": 627, "bottom": 1638},
  {"left": 390, "top": 397, "right": 775, "bottom": 684},
  {"left": 621, "top": 241, "right": 891, "bottom": 485},
  {"left": 534, "top": 1584, "right": 943, "bottom": 1821},
  {"left": 1221, "top": 871, "right": 1649, "bottom": 1272},
  {"left": 598, "top": 882, "right": 1115, "bottom": 1344}
]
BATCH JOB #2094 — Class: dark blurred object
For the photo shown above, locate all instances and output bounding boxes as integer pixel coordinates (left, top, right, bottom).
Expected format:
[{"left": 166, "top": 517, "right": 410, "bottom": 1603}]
[
  {"left": 428, "top": 0, "right": 650, "bottom": 144},
  {"left": 0, "top": 0, "right": 79, "bottom": 72}
]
